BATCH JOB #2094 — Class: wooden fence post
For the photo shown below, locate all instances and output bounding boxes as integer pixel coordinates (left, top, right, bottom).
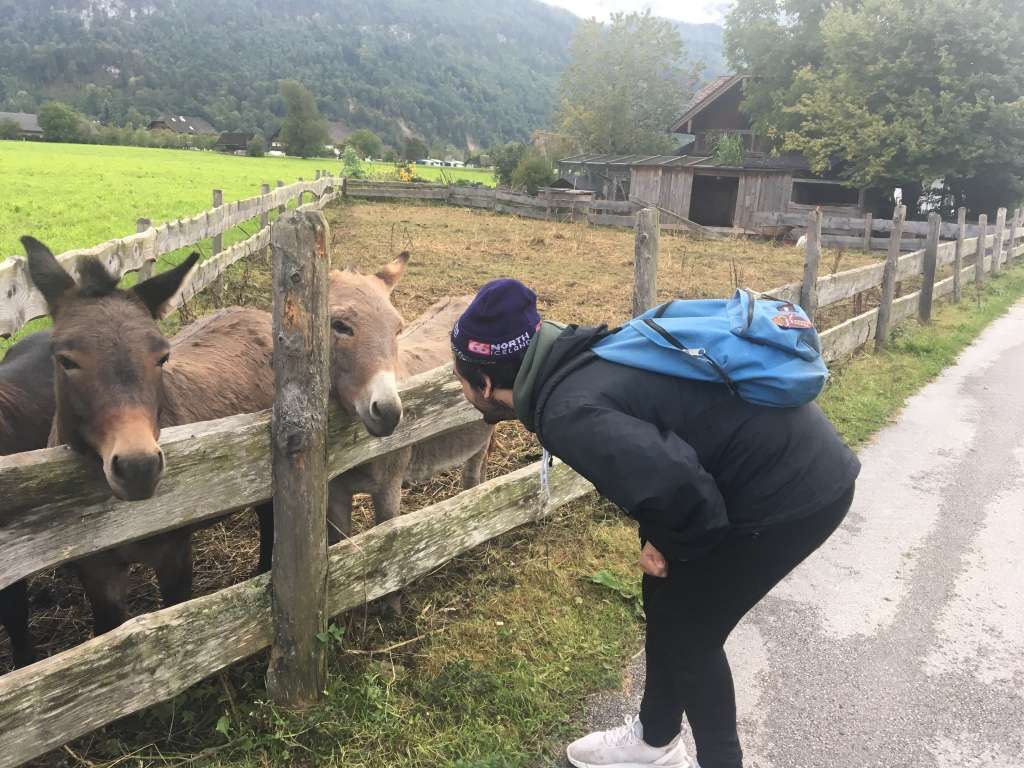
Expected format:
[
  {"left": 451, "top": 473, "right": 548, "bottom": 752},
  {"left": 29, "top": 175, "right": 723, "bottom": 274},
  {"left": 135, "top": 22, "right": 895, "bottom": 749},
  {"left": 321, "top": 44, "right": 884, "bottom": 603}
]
[
  {"left": 953, "top": 207, "right": 966, "bottom": 303},
  {"left": 862, "top": 213, "right": 873, "bottom": 252},
  {"left": 211, "top": 189, "right": 224, "bottom": 257},
  {"left": 800, "top": 208, "right": 822, "bottom": 321},
  {"left": 632, "top": 208, "right": 660, "bottom": 317},
  {"left": 1007, "top": 207, "right": 1019, "bottom": 266},
  {"left": 266, "top": 210, "right": 331, "bottom": 708},
  {"left": 991, "top": 207, "right": 1006, "bottom": 276},
  {"left": 136, "top": 218, "right": 154, "bottom": 280},
  {"left": 975, "top": 214, "right": 988, "bottom": 288},
  {"left": 919, "top": 212, "right": 941, "bottom": 322},
  {"left": 259, "top": 183, "right": 271, "bottom": 263},
  {"left": 875, "top": 204, "right": 906, "bottom": 349},
  {"left": 277, "top": 180, "right": 286, "bottom": 214}
]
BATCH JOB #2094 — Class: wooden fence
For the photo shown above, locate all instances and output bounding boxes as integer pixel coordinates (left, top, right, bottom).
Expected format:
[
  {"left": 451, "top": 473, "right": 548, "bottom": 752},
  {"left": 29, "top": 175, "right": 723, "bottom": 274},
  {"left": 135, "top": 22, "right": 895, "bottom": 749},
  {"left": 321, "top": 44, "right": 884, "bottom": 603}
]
[
  {"left": 750, "top": 208, "right": 1021, "bottom": 253},
  {"left": 0, "top": 208, "right": 596, "bottom": 767},
  {"left": 632, "top": 204, "right": 1024, "bottom": 363},
  {"left": 0, "top": 170, "right": 340, "bottom": 339}
]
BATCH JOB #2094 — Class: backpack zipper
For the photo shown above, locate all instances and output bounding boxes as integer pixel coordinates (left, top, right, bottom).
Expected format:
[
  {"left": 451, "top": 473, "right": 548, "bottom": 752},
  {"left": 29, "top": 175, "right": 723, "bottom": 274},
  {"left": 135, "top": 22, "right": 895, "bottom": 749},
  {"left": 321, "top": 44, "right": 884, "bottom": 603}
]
[{"left": 641, "top": 318, "right": 739, "bottom": 397}]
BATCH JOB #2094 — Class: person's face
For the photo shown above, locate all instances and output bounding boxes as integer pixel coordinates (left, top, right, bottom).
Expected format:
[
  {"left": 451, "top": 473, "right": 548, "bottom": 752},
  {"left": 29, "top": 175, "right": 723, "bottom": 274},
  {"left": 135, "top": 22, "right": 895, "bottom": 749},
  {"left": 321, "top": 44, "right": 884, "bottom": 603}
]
[{"left": 453, "top": 360, "right": 518, "bottom": 424}]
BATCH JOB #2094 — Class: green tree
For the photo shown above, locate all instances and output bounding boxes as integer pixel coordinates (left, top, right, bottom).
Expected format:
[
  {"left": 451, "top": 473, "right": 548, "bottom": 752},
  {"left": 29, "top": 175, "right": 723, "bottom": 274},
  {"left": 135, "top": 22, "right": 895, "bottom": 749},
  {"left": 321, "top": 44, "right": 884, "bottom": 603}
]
[
  {"left": 726, "top": 0, "right": 1024, "bottom": 216},
  {"left": 0, "top": 119, "right": 19, "bottom": 140},
  {"left": 490, "top": 142, "right": 528, "bottom": 187},
  {"left": 340, "top": 145, "right": 367, "bottom": 178},
  {"left": 403, "top": 137, "right": 428, "bottom": 161},
  {"left": 38, "top": 101, "right": 84, "bottom": 142},
  {"left": 382, "top": 147, "right": 398, "bottom": 163},
  {"left": 511, "top": 152, "right": 556, "bottom": 194},
  {"left": 247, "top": 134, "right": 266, "bottom": 157},
  {"left": 279, "top": 80, "right": 329, "bottom": 158},
  {"left": 348, "top": 128, "right": 383, "bottom": 159},
  {"left": 555, "top": 11, "right": 699, "bottom": 155}
]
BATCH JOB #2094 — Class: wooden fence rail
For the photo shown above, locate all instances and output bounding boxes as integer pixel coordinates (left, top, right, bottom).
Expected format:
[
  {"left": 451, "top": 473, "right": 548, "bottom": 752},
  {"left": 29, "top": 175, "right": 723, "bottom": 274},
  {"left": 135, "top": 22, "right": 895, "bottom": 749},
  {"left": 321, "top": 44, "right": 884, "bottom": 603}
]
[{"left": 0, "top": 172, "right": 340, "bottom": 338}]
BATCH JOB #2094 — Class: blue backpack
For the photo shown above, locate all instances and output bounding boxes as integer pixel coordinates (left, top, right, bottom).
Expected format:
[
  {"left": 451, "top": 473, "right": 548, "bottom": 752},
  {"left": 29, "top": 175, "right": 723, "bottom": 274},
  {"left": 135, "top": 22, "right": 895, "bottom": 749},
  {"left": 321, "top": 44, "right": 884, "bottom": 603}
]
[{"left": 592, "top": 289, "right": 828, "bottom": 407}]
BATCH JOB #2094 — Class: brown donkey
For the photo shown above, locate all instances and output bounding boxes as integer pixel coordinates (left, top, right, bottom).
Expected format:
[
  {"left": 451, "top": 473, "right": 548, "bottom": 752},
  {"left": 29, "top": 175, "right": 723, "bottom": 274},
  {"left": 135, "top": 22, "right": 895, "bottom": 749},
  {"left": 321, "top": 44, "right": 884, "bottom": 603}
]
[
  {"left": 325, "top": 256, "right": 495, "bottom": 614},
  {"left": 22, "top": 236, "right": 280, "bottom": 634},
  {"left": 0, "top": 330, "right": 55, "bottom": 668}
]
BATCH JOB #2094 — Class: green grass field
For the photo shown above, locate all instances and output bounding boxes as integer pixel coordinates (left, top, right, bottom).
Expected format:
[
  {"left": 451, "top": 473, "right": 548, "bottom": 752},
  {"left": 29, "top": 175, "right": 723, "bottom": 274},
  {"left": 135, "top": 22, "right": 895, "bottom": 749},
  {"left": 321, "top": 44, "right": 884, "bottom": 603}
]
[
  {"left": 0, "top": 142, "right": 495, "bottom": 259},
  {"left": 365, "top": 161, "right": 496, "bottom": 186}
]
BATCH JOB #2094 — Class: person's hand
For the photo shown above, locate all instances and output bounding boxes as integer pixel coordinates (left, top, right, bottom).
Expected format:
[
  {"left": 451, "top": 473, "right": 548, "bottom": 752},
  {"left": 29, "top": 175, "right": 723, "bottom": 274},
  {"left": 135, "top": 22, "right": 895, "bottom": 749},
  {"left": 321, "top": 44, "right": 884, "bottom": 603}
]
[{"left": 639, "top": 541, "right": 668, "bottom": 578}]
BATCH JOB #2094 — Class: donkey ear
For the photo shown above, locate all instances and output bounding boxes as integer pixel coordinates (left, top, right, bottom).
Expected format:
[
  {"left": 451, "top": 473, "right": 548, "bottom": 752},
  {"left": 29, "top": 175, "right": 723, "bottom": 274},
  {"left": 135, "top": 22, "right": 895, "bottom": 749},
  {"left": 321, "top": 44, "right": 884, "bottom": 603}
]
[
  {"left": 22, "top": 236, "right": 75, "bottom": 314},
  {"left": 375, "top": 251, "right": 409, "bottom": 292},
  {"left": 132, "top": 252, "right": 200, "bottom": 319}
]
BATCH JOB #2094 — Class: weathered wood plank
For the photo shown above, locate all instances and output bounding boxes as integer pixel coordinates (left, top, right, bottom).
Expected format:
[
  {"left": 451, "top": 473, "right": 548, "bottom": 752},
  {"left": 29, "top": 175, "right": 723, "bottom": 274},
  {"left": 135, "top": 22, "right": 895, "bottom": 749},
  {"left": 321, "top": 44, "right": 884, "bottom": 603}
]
[
  {"left": 632, "top": 208, "right": 659, "bottom": 317},
  {"left": 800, "top": 209, "right": 822, "bottom": 320},
  {"left": 953, "top": 207, "right": 967, "bottom": 303},
  {"left": 0, "top": 366, "right": 481, "bottom": 591},
  {"left": 975, "top": 214, "right": 988, "bottom": 288},
  {"left": 919, "top": 213, "right": 941, "bottom": 322},
  {"left": 820, "top": 308, "right": 878, "bottom": 363},
  {"left": 751, "top": 211, "right": 984, "bottom": 240},
  {"left": 0, "top": 459, "right": 593, "bottom": 768},
  {"left": 875, "top": 205, "right": 906, "bottom": 349},
  {"left": 266, "top": 211, "right": 330, "bottom": 706},
  {"left": 991, "top": 207, "right": 1007, "bottom": 275}
]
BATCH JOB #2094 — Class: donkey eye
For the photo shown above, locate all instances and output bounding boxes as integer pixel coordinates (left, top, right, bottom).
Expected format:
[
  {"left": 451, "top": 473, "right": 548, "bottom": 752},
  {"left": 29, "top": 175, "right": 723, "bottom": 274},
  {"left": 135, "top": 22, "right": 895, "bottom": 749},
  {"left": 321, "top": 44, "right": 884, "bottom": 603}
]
[
  {"left": 157, "top": 353, "right": 170, "bottom": 367},
  {"left": 332, "top": 320, "right": 354, "bottom": 336},
  {"left": 57, "top": 355, "right": 80, "bottom": 371}
]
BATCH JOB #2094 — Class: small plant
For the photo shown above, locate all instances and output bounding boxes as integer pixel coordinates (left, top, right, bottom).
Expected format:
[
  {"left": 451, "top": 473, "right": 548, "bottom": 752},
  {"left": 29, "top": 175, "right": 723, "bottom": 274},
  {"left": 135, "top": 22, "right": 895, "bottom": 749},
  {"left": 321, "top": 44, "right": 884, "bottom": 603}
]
[
  {"left": 340, "top": 145, "right": 366, "bottom": 179},
  {"left": 588, "top": 569, "right": 644, "bottom": 618},
  {"left": 315, "top": 622, "right": 346, "bottom": 648},
  {"left": 246, "top": 135, "right": 266, "bottom": 157},
  {"left": 712, "top": 132, "right": 745, "bottom": 167}
]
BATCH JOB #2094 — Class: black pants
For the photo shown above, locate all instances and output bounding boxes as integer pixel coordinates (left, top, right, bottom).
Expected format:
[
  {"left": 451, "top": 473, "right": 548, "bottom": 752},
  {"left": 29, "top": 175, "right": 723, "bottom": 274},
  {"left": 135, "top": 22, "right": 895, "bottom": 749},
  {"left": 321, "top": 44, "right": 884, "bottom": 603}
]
[{"left": 639, "top": 485, "right": 855, "bottom": 768}]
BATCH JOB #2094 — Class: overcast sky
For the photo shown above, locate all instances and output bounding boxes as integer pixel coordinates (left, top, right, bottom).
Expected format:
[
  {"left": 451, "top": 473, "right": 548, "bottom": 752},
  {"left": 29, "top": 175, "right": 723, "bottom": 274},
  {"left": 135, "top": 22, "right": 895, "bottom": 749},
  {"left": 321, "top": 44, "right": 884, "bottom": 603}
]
[{"left": 540, "top": 0, "right": 732, "bottom": 24}]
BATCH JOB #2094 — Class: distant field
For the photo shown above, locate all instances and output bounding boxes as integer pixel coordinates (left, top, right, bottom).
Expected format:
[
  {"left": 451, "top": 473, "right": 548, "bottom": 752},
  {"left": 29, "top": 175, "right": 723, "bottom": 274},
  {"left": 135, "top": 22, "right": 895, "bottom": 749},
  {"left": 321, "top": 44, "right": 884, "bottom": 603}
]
[
  {"left": 0, "top": 141, "right": 346, "bottom": 257},
  {"left": 365, "top": 161, "right": 496, "bottom": 186}
]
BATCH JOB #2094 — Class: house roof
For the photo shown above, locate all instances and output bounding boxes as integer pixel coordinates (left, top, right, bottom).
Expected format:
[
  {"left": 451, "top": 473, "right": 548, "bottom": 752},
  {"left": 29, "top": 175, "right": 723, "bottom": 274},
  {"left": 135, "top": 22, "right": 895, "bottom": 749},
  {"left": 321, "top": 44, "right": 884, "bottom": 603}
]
[
  {"left": 151, "top": 114, "right": 217, "bottom": 134},
  {"left": 0, "top": 112, "right": 41, "bottom": 132},
  {"left": 670, "top": 74, "right": 749, "bottom": 133},
  {"left": 215, "top": 131, "right": 254, "bottom": 146},
  {"left": 558, "top": 152, "right": 807, "bottom": 173}
]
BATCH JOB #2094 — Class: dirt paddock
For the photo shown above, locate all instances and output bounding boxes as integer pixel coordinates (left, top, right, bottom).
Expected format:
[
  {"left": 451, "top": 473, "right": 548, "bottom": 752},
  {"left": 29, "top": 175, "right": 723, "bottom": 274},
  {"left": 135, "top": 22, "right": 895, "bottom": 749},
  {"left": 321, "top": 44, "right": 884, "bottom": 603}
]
[{"left": 1, "top": 198, "right": 882, "bottom": 670}]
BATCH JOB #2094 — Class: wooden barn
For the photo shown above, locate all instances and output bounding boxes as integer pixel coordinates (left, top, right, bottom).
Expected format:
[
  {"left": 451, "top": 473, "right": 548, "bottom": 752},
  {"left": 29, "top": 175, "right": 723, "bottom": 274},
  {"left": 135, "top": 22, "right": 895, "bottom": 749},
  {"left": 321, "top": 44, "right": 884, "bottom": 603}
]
[{"left": 557, "top": 74, "right": 868, "bottom": 231}]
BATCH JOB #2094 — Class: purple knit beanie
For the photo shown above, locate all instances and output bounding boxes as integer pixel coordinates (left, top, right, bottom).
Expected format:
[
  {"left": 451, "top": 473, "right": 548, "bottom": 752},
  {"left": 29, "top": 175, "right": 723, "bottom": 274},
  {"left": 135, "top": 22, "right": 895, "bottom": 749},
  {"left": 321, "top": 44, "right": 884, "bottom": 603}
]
[{"left": 451, "top": 279, "right": 541, "bottom": 364}]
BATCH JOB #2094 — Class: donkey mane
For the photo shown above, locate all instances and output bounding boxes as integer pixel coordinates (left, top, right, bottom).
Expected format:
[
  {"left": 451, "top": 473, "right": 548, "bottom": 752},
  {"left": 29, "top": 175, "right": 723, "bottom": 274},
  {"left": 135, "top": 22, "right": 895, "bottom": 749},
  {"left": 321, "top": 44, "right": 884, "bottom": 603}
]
[{"left": 76, "top": 256, "right": 121, "bottom": 298}]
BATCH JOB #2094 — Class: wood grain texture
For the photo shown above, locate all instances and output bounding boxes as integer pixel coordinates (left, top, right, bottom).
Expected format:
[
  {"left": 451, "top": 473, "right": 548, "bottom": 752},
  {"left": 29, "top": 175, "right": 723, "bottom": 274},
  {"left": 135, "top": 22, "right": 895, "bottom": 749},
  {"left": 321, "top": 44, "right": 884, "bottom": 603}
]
[
  {"left": 975, "top": 214, "right": 988, "bottom": 287},
  {"left": 0, "top": 365, "right": 480, "bottom": 591},
  {"left": 918, "top": 213, "right": 941, "bottom": 322},
  {"left": 991, "top": 208, "right": 1007, "bottom": 275},
  {"left": 953, "top": 207, "right": 967, "bottom": 303},
  {"left": 266, "top": 211, "right": 331, "bottom": 706},
  {"left": 874, "top": 205, "right": 906, "bottom": 349},
  {"left": 800, "top": 209, "right": 822, "bottom": 320},
  {"left": 632, "top": 208, "right": 659, "bottom": 317},
  {"left": 0, "top": 459, "right": 593, "bottom": 768}
]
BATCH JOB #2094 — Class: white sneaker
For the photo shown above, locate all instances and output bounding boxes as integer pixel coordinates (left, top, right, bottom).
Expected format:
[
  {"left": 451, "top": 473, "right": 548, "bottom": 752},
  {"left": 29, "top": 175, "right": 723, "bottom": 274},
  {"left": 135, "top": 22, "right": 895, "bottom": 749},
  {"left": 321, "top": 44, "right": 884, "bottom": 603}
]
[{"left": 566, "top": 715, "right": 693, "bottom": 768}]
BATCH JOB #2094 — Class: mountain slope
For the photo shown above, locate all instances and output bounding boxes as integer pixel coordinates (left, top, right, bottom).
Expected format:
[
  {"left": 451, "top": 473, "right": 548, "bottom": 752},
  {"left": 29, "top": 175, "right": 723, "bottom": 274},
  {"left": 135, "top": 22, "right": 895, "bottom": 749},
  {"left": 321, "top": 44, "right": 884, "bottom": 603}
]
[{"left": 0, "top": 0, "right": 726, "bottom": 148}]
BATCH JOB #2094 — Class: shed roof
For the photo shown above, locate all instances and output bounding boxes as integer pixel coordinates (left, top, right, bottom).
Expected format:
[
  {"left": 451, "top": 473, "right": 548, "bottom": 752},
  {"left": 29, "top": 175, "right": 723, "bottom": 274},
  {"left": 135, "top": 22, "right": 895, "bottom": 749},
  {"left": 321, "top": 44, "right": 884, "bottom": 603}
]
[
  {"left": 0, "top": 112, "right": 41, "bottom": 132},
  {"left": 670, "top": 74, "right": 749, "bottom": 133},
  {"left": 557, "top": 152, "right": 808, "bottom": 173}
]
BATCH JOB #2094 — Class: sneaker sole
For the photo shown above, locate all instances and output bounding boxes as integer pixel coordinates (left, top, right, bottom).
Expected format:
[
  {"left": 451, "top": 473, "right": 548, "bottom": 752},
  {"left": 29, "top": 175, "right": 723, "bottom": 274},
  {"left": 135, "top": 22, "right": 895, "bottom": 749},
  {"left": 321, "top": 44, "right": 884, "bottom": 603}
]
[{"left": 566, "top": 755, "right": 690, "bottom": 768}]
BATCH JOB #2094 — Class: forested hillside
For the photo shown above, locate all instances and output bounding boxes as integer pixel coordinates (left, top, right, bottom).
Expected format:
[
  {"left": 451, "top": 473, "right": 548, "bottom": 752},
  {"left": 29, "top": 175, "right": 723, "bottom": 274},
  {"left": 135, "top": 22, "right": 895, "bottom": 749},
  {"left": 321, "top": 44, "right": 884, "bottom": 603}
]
[{"left": 0, "top": 0, "right": 725, "bottom": 149}]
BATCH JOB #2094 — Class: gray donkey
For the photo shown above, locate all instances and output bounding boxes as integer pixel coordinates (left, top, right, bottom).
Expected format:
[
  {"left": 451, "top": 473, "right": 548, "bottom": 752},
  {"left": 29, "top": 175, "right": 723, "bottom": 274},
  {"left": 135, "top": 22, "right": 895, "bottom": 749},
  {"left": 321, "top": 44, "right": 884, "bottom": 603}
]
[{"left": 324, "top": 260, "right": 495, "bottom": 552}]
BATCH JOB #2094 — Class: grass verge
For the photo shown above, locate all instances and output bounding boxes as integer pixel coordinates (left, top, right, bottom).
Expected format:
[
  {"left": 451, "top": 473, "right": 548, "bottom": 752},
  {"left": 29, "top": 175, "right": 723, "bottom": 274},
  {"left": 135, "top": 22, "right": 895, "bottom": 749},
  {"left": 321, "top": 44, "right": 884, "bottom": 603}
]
[{"left": 31, "top": 264, "right": 1024, "bottom": 768}]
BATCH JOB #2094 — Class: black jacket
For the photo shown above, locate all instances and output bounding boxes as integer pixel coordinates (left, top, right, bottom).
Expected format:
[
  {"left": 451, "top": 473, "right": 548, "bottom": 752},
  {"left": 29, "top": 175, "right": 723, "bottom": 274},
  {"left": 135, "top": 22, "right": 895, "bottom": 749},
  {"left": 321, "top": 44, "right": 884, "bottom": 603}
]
[{"left": 515, "top": 324, "right": 861, "bottom": 561}]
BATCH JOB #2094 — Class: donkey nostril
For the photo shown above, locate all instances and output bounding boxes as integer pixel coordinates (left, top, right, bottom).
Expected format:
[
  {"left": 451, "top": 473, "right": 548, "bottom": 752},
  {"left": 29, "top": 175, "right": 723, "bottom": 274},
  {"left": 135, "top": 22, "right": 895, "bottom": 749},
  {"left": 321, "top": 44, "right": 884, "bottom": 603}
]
[
  {"left": 371, "top": 401, "right": 382, "bottom": 419},
  {"left": 111, "top": 454, "right": 122, "bottom": 477},
  {"left": 157, "top": 450, "right": 165, "bottom": 471}
]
